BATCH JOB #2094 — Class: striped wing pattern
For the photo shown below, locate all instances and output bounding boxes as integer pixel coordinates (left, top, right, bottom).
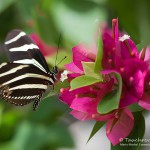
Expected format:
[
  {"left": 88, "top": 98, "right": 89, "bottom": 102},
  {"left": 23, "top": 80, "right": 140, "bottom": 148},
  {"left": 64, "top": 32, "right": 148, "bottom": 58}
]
[
  {"left": 0, "top": 63, "right": 54, "bottom": 110},
  {"left": 4, "top": 29, "right": 50, "bottom": 73},
  {"left": 0, "top": 29, "right": 56, "bottom": 110}
]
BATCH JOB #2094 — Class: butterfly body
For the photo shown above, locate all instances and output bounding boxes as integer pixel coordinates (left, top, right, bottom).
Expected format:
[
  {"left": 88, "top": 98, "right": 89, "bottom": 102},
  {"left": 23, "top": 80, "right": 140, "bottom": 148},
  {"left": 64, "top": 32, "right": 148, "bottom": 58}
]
[{"left": 0, "top": 30, "right": 57, "bottom": 110}]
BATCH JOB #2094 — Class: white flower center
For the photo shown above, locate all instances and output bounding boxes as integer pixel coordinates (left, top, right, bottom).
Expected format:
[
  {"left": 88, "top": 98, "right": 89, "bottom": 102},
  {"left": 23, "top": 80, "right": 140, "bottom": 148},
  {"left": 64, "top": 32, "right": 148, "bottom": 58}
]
[
  {"left": 119, "top": 34, "right": 130, "bottom": 42},
  {"left": 60, "top": 70, "right": 69, "bottom": 82}
]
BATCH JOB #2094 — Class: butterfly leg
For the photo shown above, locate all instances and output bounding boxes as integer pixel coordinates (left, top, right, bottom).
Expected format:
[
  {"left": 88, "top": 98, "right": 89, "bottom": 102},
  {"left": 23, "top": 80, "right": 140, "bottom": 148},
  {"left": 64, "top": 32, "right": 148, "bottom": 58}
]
[
  {"left": 32, "top": 91, "right": 45, "bottom": 111},
  {"left": 32, "top": 89, "right": 46, "bottom": 111},
  {"left": 33, "top": 99, "right": 40, "bottom": 111},
  {"left": 50, "top": 85, "right": 54, "bottom": 90}
]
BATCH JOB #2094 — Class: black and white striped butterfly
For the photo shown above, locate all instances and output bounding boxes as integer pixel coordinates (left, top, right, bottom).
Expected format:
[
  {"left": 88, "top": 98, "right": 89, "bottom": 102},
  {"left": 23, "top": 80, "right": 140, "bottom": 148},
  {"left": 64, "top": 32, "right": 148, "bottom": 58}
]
[{"left": 0, "top": 29, "right": 58, "bottom": 111}]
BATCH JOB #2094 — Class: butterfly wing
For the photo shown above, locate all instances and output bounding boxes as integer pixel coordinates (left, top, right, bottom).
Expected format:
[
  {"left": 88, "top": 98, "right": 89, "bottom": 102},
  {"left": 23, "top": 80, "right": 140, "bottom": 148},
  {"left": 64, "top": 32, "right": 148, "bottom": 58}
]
[
  {"left": 0, "top": 62, "right": 54, "bottom": 110},
  {"left": 4, "top": 29, "right": 50, "bottom": 73}
]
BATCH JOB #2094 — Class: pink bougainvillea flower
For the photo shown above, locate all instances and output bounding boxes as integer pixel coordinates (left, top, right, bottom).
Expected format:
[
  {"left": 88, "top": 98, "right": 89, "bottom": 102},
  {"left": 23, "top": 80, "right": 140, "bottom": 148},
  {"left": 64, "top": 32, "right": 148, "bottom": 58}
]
[
  {"left": 59, "top": 18, "right": 140, "bottom": 145},
  {"left": 119, "top": 59, "right": 148, "bottom": 107},
  {"left": 102, "top": 18, "right": 147, "bottom": 107},
  {"left": 138, "top": 47, "right": 150, "bottom": 110},
  {"left": 65, "top": 44, "right": 97, "bottom": 74},
  {"left": 60, "top": 79, "right": 114, "bottom": 119},
  {"left": 138, "top": 70, "right": 150, "bottom": 110},
  {"left": 60, "top": 84, "right": 134, "bottom": 145},
  {"left": 139, "top": 47, "right": 150, "bottom": 69},
  {"left": 30, "top": 33, "right": 56, "bottom": 56},
  {"left": 102, "top": 18, "right": 139, "bottom": 70},
  {"left": 106, "top": 108, "right": 134, "bottom": 145}
]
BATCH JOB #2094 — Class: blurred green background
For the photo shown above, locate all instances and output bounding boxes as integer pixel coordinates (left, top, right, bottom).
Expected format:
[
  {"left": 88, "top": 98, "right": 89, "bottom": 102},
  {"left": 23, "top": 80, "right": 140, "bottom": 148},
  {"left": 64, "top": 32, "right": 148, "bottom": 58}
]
[{"left": 0, "top": 0, "right": 150, "bottom": 150}]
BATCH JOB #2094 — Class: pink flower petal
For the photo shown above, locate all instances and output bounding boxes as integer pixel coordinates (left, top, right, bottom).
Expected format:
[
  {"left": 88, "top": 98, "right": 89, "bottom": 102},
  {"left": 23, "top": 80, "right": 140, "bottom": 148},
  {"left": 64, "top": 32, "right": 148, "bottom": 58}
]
[
  {"left": 114, "top": 18, "right": 119, "bottom": 42},
  {"left": 59, "top": 86, "right": 91, "bottom": 106},
  {"left": 140, "top": 47, "right": 150, "bottom": 70},
  {"left": 139, "top": 93, "right": 150, "bottom": 110},
  {"left": 122, "top": 59, "right": 147, "bottom": 81},
  {"left": 140, "top": 47, "right": 150, "bottom": 61},
  {"left": 72, "top": 44, "right": 92, "bottom": 70},
  {"left": 120, "top": 92, "right": 138, "bottom": 108},
  {"left": 102, "top": 33, "right": 116, "bottom": 69},
  {"left": 65, "top": 62, "right": 83, "bottom": 74},
  {"left": 59, "top": 88, "right": 75, "bottom": 106},
  {"left": 70, "top": 97, "right": 98, "bottom": 114},
  {"left": 70, "top": 110, "right": 93, "bottom": 121},
  {"left": 94, "top": 112, "right": 115, "bottom": 122},
  {"left": 106, "top": 108, "right": 134, "bottom": 145},
  {"left": 120, "top": 39, "right": 139, "bottom": 60},
  {"left": 138, "top": 70, "right": 150, "bottom": 110},
  {"left": 131, "top": 70, "right": 145, "bottom": 98},
  {"left": 68, "top": 73, "right": 80, "bottom": 79},
  {"left": 70, "top": 111, "right": 114, "bottom": 121}
]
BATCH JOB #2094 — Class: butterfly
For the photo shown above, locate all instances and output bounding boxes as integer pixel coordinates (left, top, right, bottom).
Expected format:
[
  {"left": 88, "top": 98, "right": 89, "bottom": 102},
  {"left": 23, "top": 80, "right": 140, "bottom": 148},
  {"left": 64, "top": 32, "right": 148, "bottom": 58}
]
[{"left": 0, "top": 29, "right": 58, "bottom": 111}]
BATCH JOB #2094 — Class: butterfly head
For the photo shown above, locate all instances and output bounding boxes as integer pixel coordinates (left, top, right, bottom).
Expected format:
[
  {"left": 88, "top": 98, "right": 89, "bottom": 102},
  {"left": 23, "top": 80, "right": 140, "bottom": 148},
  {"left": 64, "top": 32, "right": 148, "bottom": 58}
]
[{"left": 52, "top": 66, "right": 58, "bottom": 74}]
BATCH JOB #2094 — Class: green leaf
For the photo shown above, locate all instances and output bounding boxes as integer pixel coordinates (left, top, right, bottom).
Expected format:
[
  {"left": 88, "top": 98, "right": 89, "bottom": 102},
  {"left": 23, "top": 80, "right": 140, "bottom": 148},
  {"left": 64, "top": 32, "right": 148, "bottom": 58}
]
[
  {"left": 82, "top": 62, "right": 103, "bottom": 80},
  {"left": 0, "top": 4, "right": 24, "bottom": 42},
  {"left": 87, "top": 121, "right": 105, "bottom": 143},
  {"left": 111, "top": 112, "right": 145, "bottom": 150},
  {"left": 54, "top": 80, "right": 70, "bottom": 93},
  {"left": 108, "top": 0, "right": 140, "bottom": 43},
  {"left": 46, "top": 50, "right": 72, "bottom": 70},
  {"left": 98, "top": 90, "right": 119, "bottom": 114},
  {"left": 44, "top": 80, "right": 70, "bottom": 98},
  {"left": 0, "top": 104, "right": 4, "bottom": 127},
  {"left": 9, "top": 121, "right": 74, "bottom": 150},
  {"left": 70, "top": 75, "right": 101, "bottom": 90},
  {"left": 50, "top": 0, "right": 107, "bottom": 44},
  {"left": 16, "top": 0, "right": 39, "bottom": 21},
  {"left": 98, "top": 72, "right": 122, "bottom": 114},
  {"left": 0, "top": 0, "right": 17, "bottom": 14},
  {"left": 128, "top": 103, "right": 143, "bottom": 112},
  {"left": 33, "top": 10, "right": 59, "bottom": 45},
  {"left": 0, "top": 109, "right": 22, "bottom": 142},
  {"left": 82, "top": 62, "right": 95, "bottom": 75},
  {"left": 108, "top": 0, "right": 150, "bottom": 44},
  {"left": 94, "top": 33, "right": 103, "bottom": 72},
  {"left": 28, "top": 96, "right": 69, "bottom": 123}
]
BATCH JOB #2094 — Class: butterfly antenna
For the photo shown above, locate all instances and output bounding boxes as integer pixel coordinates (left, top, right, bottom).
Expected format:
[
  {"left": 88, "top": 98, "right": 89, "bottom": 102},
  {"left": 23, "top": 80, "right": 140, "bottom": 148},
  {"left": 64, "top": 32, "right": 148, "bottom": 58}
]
[
  {"left": 55, "top": 34, "right": 61, "bottom": 66},
  {"left": 56, "top": 56, "right": 67, "bottom": 66}
]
